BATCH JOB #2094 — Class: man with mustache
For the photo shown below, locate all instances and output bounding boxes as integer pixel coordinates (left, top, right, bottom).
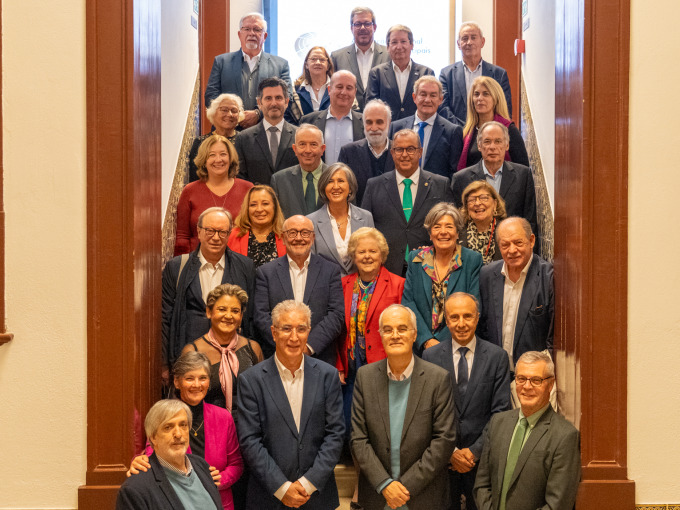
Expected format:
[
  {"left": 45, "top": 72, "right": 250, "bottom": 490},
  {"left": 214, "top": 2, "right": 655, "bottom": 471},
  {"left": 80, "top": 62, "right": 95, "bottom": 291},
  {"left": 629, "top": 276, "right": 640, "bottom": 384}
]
[
  {"left": 351, "top": 304, "right": 456, "bottom": 510},
  {"left": 253, "top": 215, "right": 344, "bottom": 363},
  {"left": 331, "top": 7, "right": 391, "bottom": 111},
  {"left": 205, "top": 12, "right": 293, "bottom": 130}
]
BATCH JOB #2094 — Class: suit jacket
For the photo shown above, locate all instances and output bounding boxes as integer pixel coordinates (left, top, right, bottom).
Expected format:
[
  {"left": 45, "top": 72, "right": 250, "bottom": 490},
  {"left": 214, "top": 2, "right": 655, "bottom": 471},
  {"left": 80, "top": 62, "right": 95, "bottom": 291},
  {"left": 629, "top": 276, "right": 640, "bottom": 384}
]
[
  {"left": 116, "top": 453, "right": 222, "bottom": 510},
  {"left": 236, "top": 356, "right": 344, "bottom": 510},
  {"left": 351, "top": 357, "right": 457, "bottom": 510},
  {"left": 337, "top": 138, "right": 394, "bottom": 205},
  {"left": 401, "top": 246, "right": 482, "bottom": 350},
  {"left": 254, "top": 254, "right": 344, "bottom": 364},
  {"left": 307, "top": 204, "right": 374, "bottom": 276},
  {"left": 331, "top": 42, "right": 391, "bottom": 110},
  {"left": 439, "top": 61, "right": 512, "bottom": 125},
  {"left": 205, "top": 50, "right": 293, "bottom": 108},
  {"left": 390, "top": 114, "right": 464, "bottom": 178},
  {"left": 235, "top": 121, "right": 298, "bottom": 185},
  {"left": 337, "top": 266, "right": 404, "bottom": 375},
  {"left": 478, "top": 255, "right": 554, "bottom": 365},
  {"left": 162, "top": 247, "right": 255, "bottom": 367},
  {"left": 361, "top": 170, "right": 454, "bottom": 275},
  {"left": 271, "top": 163, "right": 327, "bottom": 218},
  {"left": 473, "top": 406, "right": 581, "bottom": 510},
  {"left": 296, "top": 86, "right": 330, "bottom": 116},
  {"left": 227, "top": 228, "right": 287, "bottom": 259},
  {"left": 451, "top": 160, "right": 538, "bottom": 244},
  {"left": 300, "top": 109, "right": 365, "bottom": 160},
  {"left": 366, "top": 61, "right": 435, "bottom": 120},
  {"left": 422, "top": 338, "right": 511, "bottom": 458}
]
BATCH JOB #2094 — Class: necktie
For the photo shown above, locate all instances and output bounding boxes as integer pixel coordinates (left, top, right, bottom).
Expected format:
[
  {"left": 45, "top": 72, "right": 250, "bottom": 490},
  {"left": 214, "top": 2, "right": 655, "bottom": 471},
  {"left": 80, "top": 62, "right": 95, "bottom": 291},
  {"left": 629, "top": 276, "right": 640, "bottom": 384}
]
[
  {"left": 500, "top": 417, "right": 529, "bottom": 510},
  {"left": 305, "top": 171, "right": 316, "bottom": 213},
  {"left": 268, "top": 126, "right": 279, "bottom": 166},
  {"left": 417, "top": 121, "right": 427, "bottom": 167},
  {"left": 457, "top": 347, "right": 469, "bottom": 397},
  {"left": 402, "top": 178, "right": 413, "bottom": 261}
]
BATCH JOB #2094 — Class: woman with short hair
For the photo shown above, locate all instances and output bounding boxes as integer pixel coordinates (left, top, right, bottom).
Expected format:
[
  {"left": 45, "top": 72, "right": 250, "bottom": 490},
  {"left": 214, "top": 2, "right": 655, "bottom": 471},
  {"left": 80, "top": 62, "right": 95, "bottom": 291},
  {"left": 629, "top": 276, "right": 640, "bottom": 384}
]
[{"left": 460, "top": 180, "right": 507, "bottom": 264}]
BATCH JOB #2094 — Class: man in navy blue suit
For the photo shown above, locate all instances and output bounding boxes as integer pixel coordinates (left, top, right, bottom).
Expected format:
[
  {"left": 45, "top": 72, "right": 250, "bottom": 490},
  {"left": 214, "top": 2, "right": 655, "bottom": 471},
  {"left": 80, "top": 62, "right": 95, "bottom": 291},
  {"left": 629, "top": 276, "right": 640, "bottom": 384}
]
[
  {"left": 205, "top": 12, "right": 293, "bottom": 129},
  {"left": 237, "top": 300, "right": 344, "bottom": 510},
  {"left": 439, "top": 22, "right": 512, "bottom": 125},
  {"left": 253, "top": 215, "right": 344, "bottom": 363},
  {"left": 423, "top": 292, "right": 511, "bottom": 510},
  {"left": 390, "top": 76, "right": 463, "bottom": 178}
]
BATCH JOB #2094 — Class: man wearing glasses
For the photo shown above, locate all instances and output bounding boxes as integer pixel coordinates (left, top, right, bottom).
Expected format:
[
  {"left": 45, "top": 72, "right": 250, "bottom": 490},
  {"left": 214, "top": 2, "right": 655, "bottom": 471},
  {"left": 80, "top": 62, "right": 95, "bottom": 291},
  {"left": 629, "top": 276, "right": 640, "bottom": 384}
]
[
  {"left": 162, "top": 207, "right": 255, "bottom": 383},
  {"left": 361, "top": 129, "right": 453, "bottom": 276},
  {"left": 331, "top": 7, "right": 391, "bottom": 111},
  {"left": 351, "top": 304, "right": 456, "bottom": 510},
  {"left": 254, "top": 215, "right": 344, "bottom": 363},
  {"left": 205, "top": 12, "right": 293, "bottom": 129},
  {"left": 450, "top": 121, "right": 538, "bottom": 244},
  {"left": 473, "top": 351, "right": 580, "bottom": 510},
  {"left": 237, "top": 300, "right": 344, "bottom": 509}
]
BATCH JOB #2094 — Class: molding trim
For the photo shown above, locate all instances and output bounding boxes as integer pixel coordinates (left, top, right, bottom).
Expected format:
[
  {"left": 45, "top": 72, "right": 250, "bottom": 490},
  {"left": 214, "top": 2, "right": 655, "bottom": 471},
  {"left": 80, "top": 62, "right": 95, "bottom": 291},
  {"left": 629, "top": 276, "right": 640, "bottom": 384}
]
[{"left": 636, "top": 506, "right": 680, "bottom": 510}]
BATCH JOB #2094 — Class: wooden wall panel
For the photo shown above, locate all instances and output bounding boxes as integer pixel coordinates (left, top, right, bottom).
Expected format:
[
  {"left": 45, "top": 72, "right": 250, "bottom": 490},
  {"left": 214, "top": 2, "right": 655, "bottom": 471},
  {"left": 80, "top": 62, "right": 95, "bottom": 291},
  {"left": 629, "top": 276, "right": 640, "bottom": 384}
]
[
  {"left": 199, "top": 0, "right": 229, "bottom": 133},
  {"left": 493, "top": 0, "right": 521, "bottom": 126},
  {"left": 79, "top": 0, "right": 162, "bottom": 507}
]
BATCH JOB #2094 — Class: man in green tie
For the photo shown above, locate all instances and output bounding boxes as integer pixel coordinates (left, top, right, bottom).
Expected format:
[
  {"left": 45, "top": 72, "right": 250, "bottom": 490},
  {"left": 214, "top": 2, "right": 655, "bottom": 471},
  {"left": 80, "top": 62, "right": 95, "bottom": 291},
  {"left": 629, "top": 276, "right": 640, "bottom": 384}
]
[{"left": 473, "top": 351, "right": 581, "bottom": 510}]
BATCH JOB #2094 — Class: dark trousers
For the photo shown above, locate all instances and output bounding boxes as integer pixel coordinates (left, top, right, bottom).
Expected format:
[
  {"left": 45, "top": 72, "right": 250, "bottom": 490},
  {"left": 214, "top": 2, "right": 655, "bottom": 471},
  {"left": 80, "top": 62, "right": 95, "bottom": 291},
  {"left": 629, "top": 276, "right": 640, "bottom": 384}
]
[{"left": 449, "top": 466, "right": 478, "bottom": 510}]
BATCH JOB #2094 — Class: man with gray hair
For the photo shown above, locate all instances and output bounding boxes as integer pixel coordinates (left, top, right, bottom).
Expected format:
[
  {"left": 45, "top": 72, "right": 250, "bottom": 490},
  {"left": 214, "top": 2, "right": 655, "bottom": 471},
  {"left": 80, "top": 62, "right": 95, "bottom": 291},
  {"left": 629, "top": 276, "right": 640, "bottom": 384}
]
[
  {"left": 237, "top": 300, "right": 344, "bottom": 509},
  {"left": 331, "top": 7, "right": 391, "bottom": 111},
  {"left": 474, "top": 351, "right": 580, "bottom": 510},
  {"left": 205, "top": 12, "right": 293, "bottom": 129},
  {"left": 116, "top": 400, "right": 222, "bottom": 509},
  {"left": 439, "top": 22, "right": 512, "bottom": 125},
  {"left": 300, "top": 70, "right": 365, "bottom": 164},
  {"left": 351, "top": 304, "right": 457, "bottom": 510}
]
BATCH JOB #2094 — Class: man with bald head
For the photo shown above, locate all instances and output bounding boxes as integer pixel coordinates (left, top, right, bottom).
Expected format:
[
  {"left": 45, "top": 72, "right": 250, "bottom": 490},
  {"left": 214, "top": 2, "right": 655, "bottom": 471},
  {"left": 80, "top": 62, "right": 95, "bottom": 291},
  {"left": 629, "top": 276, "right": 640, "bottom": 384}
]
[
  {"left": 301, "top": 70, "right": 365, "bottom": 164},
  {"left": 253, "top": 215, "right": 344, "bottom": 363}
]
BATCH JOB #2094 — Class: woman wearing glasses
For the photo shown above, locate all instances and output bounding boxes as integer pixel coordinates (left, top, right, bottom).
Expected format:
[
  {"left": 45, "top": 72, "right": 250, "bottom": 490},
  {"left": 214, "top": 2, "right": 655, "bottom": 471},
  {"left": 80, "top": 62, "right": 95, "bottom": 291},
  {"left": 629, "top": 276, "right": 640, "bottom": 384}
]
[
  {"left": 294, "top": 47, "right": 334, "bottom": 116},
  {"left": 188, "top": 94, "right": 244, "bottom": 182},
  {"left": 175, "top": 135, "right": 253, "bottom": 256},
  {"left": 460, "top": 181, "right": 507, "bottom": 264}
]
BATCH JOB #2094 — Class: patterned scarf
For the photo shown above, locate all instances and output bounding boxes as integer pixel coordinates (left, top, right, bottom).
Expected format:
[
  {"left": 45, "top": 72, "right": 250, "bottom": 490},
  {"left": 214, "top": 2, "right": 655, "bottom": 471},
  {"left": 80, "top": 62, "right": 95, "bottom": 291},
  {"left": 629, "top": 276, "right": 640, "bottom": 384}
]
[
  {"left": 203, "top": 330, "right": 240, "bottom": 411},
  {"left": 348, "top": 276, "right": 377, "bottom": 361},
  {"left": 457, "top": 113, "right": 513, "bottom": 170},
  {"left": 466, "top": 218, "right": 497, "bottom": 264}
]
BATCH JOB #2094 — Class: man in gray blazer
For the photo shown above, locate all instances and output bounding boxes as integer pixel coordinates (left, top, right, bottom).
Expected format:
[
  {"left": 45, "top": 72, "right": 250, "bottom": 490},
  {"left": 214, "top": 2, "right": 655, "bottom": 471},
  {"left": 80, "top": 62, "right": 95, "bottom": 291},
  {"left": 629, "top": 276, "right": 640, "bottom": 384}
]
[
  {"left": 205, "top": 12, "right": 293, "bottom": 129},
  {"left": 331, "top": 7, "right": 390, "bottom": 111},
  {"left": 474, "top": 351, "right": 580, "bottom": 510},
  {"left": 351, "top": 304, "right": 456, "bottom": 510},
  {"left": 271, "top": 124, "right": 327, "bottom": 218}
]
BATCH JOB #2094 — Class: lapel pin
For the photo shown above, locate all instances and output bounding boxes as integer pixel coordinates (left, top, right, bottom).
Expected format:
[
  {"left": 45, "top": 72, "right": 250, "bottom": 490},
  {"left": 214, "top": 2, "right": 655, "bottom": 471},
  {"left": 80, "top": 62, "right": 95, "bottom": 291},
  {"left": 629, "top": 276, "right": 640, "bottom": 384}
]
[{"left": 424, "top": 182, "right": 429, "bottom": 187}]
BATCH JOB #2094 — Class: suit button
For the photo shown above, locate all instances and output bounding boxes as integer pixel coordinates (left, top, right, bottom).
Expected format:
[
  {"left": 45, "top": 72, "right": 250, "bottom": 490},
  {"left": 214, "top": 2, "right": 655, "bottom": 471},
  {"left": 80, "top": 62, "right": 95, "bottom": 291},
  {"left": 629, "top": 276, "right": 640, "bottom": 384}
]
[
  {"left": 400, "top": 107, "right": 405, "bottom": 111},
  {"left": 299, "top": 444, "right": 304, "bottom": 450},
  {"left": 368, "top": 345, "right": 372, "bottom": 349}
]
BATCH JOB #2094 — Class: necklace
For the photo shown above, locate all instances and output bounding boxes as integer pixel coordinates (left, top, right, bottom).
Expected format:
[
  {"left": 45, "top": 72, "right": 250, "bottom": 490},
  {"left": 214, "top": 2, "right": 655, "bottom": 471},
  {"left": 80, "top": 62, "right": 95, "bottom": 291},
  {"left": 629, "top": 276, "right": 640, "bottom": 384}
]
[
  {"left": 358, "top": 276, "right": 376, "bottom": 291},
  {"left": 191, "top": 420, "right": 204, "bottom": 437}
]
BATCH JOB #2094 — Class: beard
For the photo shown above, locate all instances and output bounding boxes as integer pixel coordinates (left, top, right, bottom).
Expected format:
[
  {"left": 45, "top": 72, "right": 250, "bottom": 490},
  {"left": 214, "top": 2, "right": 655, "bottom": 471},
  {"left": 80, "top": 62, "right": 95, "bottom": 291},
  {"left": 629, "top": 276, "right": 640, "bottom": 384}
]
[{"left": 366, "top": 131, "right": 387, "bottom": 146}]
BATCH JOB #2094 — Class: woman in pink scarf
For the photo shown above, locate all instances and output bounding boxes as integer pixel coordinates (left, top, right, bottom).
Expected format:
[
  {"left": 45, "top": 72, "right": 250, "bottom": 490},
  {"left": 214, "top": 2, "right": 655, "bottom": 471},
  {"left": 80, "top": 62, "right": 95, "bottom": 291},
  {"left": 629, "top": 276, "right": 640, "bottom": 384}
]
[{"left": 457, "top": 76, "right": 530, "bottom": 170}]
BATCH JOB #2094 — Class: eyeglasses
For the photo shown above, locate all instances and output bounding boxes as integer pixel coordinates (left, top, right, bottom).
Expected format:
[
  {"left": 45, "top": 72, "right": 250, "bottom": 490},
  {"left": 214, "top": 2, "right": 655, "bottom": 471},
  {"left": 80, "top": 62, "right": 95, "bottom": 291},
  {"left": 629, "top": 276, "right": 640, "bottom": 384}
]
[
  {"left": 514, "top": 375, "right": 554, "bottom": 387},
  {"left": 240, "top": 26, "right": 264, "bottom": 34},
  {"left": 274, "top": 325, "right": 310, "bottom": 336},
  {"left": 283, "top": 229, "right": 314, "bottom": 240},
  {"left": 199, "top": 227, "right": 230, "bottom": 239},
  {"left": 391, "top": 146, "right": 419, "bottom": 155},
  {"left": 466, "top": 194, "right": 492, "bottom": 205},
  {"left": 380, "top": 326, "right": 414, "bottom": 337},
  {"left": 307, "top": 57, "right": 327, "bottom": 63},
  {"left": 352, "top": 22, "right": 374, "bottom": 29},
  {"left": 217, "top": 107, "right": 239, "bottom": 114}
]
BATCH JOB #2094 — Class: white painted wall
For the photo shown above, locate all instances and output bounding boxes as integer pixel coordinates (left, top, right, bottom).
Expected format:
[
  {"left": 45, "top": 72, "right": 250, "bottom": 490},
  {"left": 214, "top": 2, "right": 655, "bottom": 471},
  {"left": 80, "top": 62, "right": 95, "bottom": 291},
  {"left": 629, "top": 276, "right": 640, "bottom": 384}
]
[
  {"left": 628, "top": 0, "right": 680, "bottom": 504},
  {"left": 162, "top": 0, "right": 199, "bottom": 219},
  {"left": 520, "top": 0, "right": 555, "bottom": 205},
  {"left": 0, "top": 1, "right": 87, "bottom": 508},
  {"left": 230, "top": 0, "right": 261, "bottom": 51},
  {"left": 460, "top": 0, "right": 494, "bottom": 64}
]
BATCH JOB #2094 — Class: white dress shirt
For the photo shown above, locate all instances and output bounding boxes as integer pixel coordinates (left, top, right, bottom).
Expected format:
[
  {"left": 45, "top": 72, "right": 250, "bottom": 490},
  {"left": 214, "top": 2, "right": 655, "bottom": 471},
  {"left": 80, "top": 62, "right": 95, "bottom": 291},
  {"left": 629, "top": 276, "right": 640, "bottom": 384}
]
[
  {"left": 242, "top": 50, "right": 262, "bottom": 73},
  {"left": 413, "top": 112, "right": 436, "bottom": 162},
  {"left": 303, "top": 77, "right": 330, "bottom": 111},
  {"left": 451, "top": 336, "right": 477, "bottom": 380},
  {"left": 262, "top": 118, "right": 285, "bottom": 148},
  {"left": 393, "top": 60, "right": 413, "bottom": 101},
  {"left": 328, "top": 208, "right": 351, "bottom": 265},
  {"left": 387, "top": 354, "right": 415, "bottom": 381},
  {"left": 501, "top": 254, "right": 533, "bottom": 369},
  {"left": 197, "top": 251, "right": 225, "bottom": 302},
  {"left": 355, "top": 42, "right": 375, "bottom": 88},
  {"left": 287, "top": 254, "right": 311, "bottom": 302},
  {"left": 396, "top": 167, "right": 420, "bottom": 205}
]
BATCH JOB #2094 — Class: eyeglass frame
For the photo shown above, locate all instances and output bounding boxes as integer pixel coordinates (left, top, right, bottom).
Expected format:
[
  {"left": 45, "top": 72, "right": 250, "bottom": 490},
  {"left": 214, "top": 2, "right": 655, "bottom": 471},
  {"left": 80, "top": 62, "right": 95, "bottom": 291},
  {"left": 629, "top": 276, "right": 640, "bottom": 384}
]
[
  {"left": 514, "top": 375, "right": 554, "bottom": 387},
  {"left": 198, "top": 226, "right": 230, "bottom": 239},
  {"left": 282, "top": 228, "right": 314, "bottom": 240}
]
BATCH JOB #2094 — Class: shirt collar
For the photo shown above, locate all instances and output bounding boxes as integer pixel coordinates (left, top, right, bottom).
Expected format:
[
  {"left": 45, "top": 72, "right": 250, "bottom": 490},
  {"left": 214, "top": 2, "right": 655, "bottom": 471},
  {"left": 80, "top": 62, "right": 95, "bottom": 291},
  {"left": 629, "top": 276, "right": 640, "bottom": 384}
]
[
  {"left": 387, "top": 355, "right": 415, "bottom": 381},
  {"left": 519, "top": 402, "right": 550, "bottom": 428},
  {"left": 463, "top": 59, "right": 483, "bottom": 73},
  {"left": 158, "top": 454, "right": 193, "bottom": 477},
  {"left": 262, "top": 118, "right": 285, "bottom": 132},
  {"left": 242, "top": 49, "right": 262, "bottom": 63},
  {"left": 326, "top": 108, "right": 353, "bottom": 121},
  {"left": 452, "top": 335, "right": 477, "bottom": 354},
  {"left": 274, "top": 353, "right": 305, "bottom": 377},
  {"left": 414, "top": 112, "right": 437, "bottom": 125},
  {"left": 392, "top": 60, "right": 412, "bottom": 74},
  {"left": 355, "top": 41, "right": 375, "bottom": 55},
  {"left": 482, "top": 161, "right": 503, "bottom": 178},
  {"left": 198, "top": 249, "right": 225, "bottom": 269},
  {"left": 396, "top": 167, "right": 420, "bottom": 186},
  {"left": 287, "top": 253, "right": 311, "bottom": 271},
  {"left": 501, "top": 254, "right": 533, "bottom": 279}
]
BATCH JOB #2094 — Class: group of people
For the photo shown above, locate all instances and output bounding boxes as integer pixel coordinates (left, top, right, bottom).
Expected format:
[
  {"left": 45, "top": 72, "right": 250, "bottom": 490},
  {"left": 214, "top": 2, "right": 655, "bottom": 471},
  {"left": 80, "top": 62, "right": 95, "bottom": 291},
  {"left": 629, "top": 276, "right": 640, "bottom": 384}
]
[{"left": 116, "top": 6, "right": 580, "bottom": 510}]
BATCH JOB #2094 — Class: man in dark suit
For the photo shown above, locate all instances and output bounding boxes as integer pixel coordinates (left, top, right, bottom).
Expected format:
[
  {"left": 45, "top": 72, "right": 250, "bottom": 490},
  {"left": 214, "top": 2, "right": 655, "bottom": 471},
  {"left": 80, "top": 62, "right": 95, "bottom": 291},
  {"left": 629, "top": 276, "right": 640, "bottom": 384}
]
[
  {"left": 361, "top": 129, "right": 454, "bottom": 276},
  {"left": 205, "top": 13, "right": 293, "bottom": 129},
  {"left": 366, "top": 24, "right": 435, "bottom": 121},
  {"left": 390, "top": 76, "right": 463, "bottom": 178},
  {"left": 474, "top": 351, "right": 580, "bottom": 510},
  {"left": 478, "top": 217, "right": 553, "bottom": 377},
  {"left": 116, "top": 400, "right": 222, "bottom": 509},
  {"left": 337, "top": 98, "right": 394, "bottom": 205},
  {"left": 451, "top": 121, "right": 538, "bottom": 243},
  {"left": 237, "top": 300, "right": 344, "bottom": 510},
  {"left": 423, "top": 292, "right": 511, "bottom": 510},
  {"left": 331, "top": 7, "right": 390, "bottom": 111},
  {"left": 235, "top": 77, "right": 298, "bottom": 185},
  {"left": 439, "top": 22, "right": 512, "bottom": 125},
  {"left": 351, "top": 304, "right": 456, "bottom": 510},
  {"left": 253, "top": 215, "right": 344, "bottom": 363},
  {"left": 162, "top": 207, "right": 254, "bottom": 379},
  {"left": 271, "top": 124, "right": 327, "bottom": 218},
  {"left": 300, "top": 70, "right": 364, "bottom": 164}
]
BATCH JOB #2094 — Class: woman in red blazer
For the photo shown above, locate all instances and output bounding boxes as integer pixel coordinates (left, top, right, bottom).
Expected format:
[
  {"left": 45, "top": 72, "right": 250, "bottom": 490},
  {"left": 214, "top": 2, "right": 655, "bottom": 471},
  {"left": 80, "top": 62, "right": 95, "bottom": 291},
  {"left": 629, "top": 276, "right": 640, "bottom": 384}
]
[{"left": 226, "top": 185, "right": 286, "bottom": 268}]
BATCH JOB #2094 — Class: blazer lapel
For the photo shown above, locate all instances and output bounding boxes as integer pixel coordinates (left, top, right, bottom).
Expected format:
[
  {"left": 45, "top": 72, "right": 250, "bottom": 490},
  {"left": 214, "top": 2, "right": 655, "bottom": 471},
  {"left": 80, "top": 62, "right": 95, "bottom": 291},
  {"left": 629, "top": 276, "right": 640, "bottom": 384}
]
[
  {"left": 298, "top": 358, "right": 320, "bottom": 438},
  {"left": 352, "top": 112, "right": 364, "bottom": 140},
  {"left": 424, "top": 116, "right": 444, "bottom": 167},
  {"left": 275, "top": 257, "right": 295, "bottom": 298},
  {"left": 255, "top": 124, "right": 273, "bottom": 170},
  {"left": 303, "top": 256, "right": 321, "bottom": 303},
  {"left": 275, "top": 123, "right": 294, "bottom": 168},
  {"left": 509, "top": 408, "right": 552, "bottom": 489},
  {"left": 439, "top": 340, "right": 461, "bottom": 410},
  {"left": 262, "top": 358, "right": 299, "bottom": 437},
  {"left": 315, "top": 209, "right": 343, "bottom": 266},
  {"left": 400, "top": 359, "right": 427, "bottom": 442},
  {"left": 152, "top": 455, "right": 189, "bottom": 509},
  {"left": 492, "top": 265, "right": 505, "bottom": 345},
  {"left": 375, "top": 361, "right": 391, "bottom": 444},
  {"left": 513, "top": 258, "right": 538, "bottom": 352},
  {"left": 495, "top": 410, "right": 520, "bottom": 492},
  {"left": 366, "top": 269, "right": 388, "bottom": 324},
  {"left": 348, "top": 47, "right": 362, "bottom": 86},
  {"left": 454, "top": 63, "right": 467, "bottom": 105},
  {"left": 384, "top": 67, "right": 399, "bottom": 104},
  {"left": 498, "top": 162, "right": 516, "bottom": 199},
  {"left": 404, "top": 66, "right": 421, "bottom": 106},
  {"left": 382, "top": 173, "right": 406, "bottom": 224},
  {"left": 409, "top": 173, "right": 432, "bottom": 226},
  {"left": 461, "top": 341, "right": 487, "bottom": 414},
  {"left": 231, "top": 54, "right": 244, "bottom": 97},
  {"left": 289, "top": 166, "right": 307, "bottom": 213}
]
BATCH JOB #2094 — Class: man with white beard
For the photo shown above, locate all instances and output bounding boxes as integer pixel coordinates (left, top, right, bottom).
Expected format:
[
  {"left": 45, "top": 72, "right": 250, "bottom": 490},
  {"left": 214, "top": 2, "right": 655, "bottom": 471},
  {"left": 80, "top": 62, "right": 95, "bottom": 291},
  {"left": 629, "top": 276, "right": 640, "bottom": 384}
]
[{"left": 338, "top": 99, "right": 395, "bottom": 205}]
